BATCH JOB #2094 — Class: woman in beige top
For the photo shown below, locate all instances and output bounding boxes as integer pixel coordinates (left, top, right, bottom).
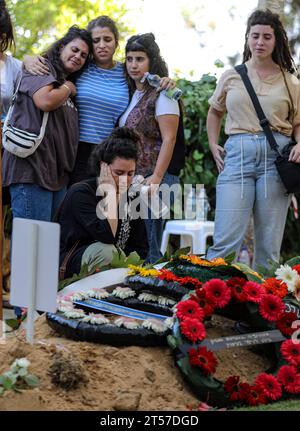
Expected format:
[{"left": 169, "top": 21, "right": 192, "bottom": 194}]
[{"left": 206, "top": 9, "right": 300, "bottom": 270}]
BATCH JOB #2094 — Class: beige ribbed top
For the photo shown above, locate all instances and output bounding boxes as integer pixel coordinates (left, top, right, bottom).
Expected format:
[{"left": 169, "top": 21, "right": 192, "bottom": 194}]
[{"left": 209, "top": 62, "right": 300, "bottom": 136}]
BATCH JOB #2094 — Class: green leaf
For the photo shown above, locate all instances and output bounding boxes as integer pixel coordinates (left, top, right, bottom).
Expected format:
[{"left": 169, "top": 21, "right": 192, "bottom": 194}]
[
  {"left": 24, "top": 374, "right": 40, "bottom": 388},
  {"left": 167, "top": 335, "right": 178, "bottom": 350},
  {"left": 17, "top": 368, "right": 28, "bottom": 377},
  {"left": 0, "top": 387, "right": 4, "bottom": 396},
  {"left": 5, "top": 319, "right": 21, "bottom": 330},
  {"left": 224, "top": 252, "right": 236, "bottom": 264},
  {"left": 214, "top": 59, "right": 225, "bottom": 68},
  {"left": 285, "top": 256, "right": 300, "bottom": 267},
  {"left": 172, "top": 247, "right": 191, "bottom": 259},
  {"left": 192, "top": 150, "right": 203, "bottom": 161},
  {"left": 2, "top": 376, "right": 14, "bottom": 390}
]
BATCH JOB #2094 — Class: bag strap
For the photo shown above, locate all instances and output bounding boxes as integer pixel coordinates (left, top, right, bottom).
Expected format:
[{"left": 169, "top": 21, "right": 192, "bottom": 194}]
[
  {"left": 235, "top": 64, "right": 280, "bottom": 155},
  {"left": 4, "top": 74, "right": 49, "bottom": 139},
  {"left": 59, "top": 240, "right": 80, "bottom": 281}
]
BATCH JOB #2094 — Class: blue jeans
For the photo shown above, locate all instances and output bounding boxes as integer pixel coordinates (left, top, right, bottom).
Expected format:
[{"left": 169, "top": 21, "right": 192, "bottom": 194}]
[
  {"left": 144, "top": 172, "right": 180, "bottom": 263},
  {"left": 10, "top": 184, "right": 67, "bottom": 222},
  {"left": 206, "top": 133, "right": 291, "bottom": 270}
]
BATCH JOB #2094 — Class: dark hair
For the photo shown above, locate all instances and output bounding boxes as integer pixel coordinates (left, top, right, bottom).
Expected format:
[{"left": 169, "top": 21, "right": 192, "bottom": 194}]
[
  {"left": 0, "top": 0, "right": 15, "bottom": 52},
  {"left": 87, "top": 15, "right": 119, "bottom": 46},
  {"left": 43, "top": 25, "right": 93, "bottom": 83},
  {"left": 243, "top": 9, "right": 297, "bottom": 74},
  {"left": 125, "top": 33, "right": 168, "bottom": 93},
  {"left": 89, "top": 127, "right": 140, "bottom": 176}
]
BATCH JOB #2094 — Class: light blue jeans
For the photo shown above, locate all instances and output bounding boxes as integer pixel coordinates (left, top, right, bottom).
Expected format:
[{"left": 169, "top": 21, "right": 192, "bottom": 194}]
[
  {"left": 206, "top": 133, "right": 291, "bottom": 270},
  {"left": 144, "top": 172, "right": 180, "bottom": 263},
  {"left": 10, "top": 184, "right": 66, "bottom": 222}
]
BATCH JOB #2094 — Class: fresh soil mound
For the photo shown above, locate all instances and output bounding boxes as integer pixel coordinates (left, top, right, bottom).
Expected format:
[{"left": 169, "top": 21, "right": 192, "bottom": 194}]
[{"left": 0, "top": 314, "right": 271, "bottom": 411}]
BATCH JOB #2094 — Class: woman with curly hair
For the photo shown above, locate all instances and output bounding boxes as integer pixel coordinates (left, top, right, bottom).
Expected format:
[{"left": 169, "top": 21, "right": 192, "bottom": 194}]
[
  {"left": 206, "top": 9, "right": 300, "bottom": 269},
  {"left": 2, "top": 25, "right": 92, "bottom": 221}
]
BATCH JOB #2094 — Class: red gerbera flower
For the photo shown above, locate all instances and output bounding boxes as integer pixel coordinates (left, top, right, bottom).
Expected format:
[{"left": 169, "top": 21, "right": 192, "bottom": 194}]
[
  {"left": 280, "top": 340, "right": 300, "bottom": 366},
  {"left": 292, "top": 264, "right": 300, "bottom": 276},
  {"left": 262, "top": 277, "right": 288, "bottom": 299},
  {"left": 245, "top": 385, "right": 267, "bottom": 406},
  {"left": 188, "top": 346, "right": 217, "bottom": 375},
  {"left": 255, "top": 373, "right": 282, "bottom": 401},
  {"left": 176, "top": 299, "right": 204, "bottom": 321},
  {"left": 180, "top": 317, "right": 206, "bottom": 343},
  {"left": 238, "top": 382, "right": 251, "bottom": 402},
  {"left": 244, "top": 281, "right": 265, "bottom": 303},
  {"left": 194, "top": 289, "right": 214, "bottom": 317},
  {"left": 203, "top": 279, "right": 231, "bottom": 308},
  {"left": 259, "top": 294, "right": 285, "bottom": 322},
  {"left": 226, "top": 277, "right": 247, "bottom": 302},
  {"left": 277, "top": 365, "right": 300, "bottom": 394},
  {"left": 276, "top": 312, "right": 298, "bottom": 336},
  {"left": 158, "top": 269, "right": 178, "bottom": 282},
  {"left": 179, "top": 276, "right": 203, "bottom": 290},
  {"left": 224, "top": 376, "right": 242, "bottom": 401}
]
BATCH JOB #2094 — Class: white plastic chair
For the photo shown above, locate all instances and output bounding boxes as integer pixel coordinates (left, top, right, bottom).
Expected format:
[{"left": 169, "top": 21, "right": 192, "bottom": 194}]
[{"left": 160, "top": 220, "right": 215, "bottom": 255}]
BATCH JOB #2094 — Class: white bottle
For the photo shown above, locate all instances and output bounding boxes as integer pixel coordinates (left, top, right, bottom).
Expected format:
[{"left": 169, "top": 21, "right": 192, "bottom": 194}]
[
  {"left": 196, "top": 187, "right": 210, "bottom": 221},
  {"left": 239, "top": 246, "right": 251, "bottom": 266},
  {"left": 185, "top": 187, "right": 196, "bottom": 220}
]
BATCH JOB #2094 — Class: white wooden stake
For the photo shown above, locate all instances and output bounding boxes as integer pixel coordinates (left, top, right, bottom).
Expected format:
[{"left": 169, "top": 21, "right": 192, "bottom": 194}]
[{"left": 26, "top": 223, "right": 38, "bottom": 344}]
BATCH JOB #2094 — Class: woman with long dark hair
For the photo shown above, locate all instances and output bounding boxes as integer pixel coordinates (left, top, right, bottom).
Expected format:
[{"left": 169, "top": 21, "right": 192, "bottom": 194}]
[
  {"left": 58, "top": 127, "right": 148, "bottom": 279},
  {"left": 2, "top": 25, "right": 92, "bottom": 221},
  {"left": 206, "top": 9, "right": 300, "bottom": 269},
  {"left": 119, "top": 33, "right": 184, "bottom": 263}
]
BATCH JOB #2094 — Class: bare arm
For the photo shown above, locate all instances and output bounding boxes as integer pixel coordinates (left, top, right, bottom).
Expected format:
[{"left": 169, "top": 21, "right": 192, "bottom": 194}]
[
  {"left": 207, "top": 106, "right": 226, "bottom": 172},
  {"left": 289, "top": 123, "right": 300, "bottom": 163},
  {"left": 32, "top": 81, "right": 76, "bottom": 112},
  {"left": 146, "top": 114, "right": 179, "bottom": 187},
  {"left": 23, "top": 55, "right": 50, "bottom": 76},
  {"left": 97, "top": 163, "right": 118, "bottom": 237}
]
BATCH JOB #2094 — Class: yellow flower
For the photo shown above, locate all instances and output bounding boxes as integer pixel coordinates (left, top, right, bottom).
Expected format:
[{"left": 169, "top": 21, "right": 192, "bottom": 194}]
[
  {"left": 128, "top": 264, "right": 144, "bottom": 275},
  {"left": 179, "top": 255, "right": 227, "bottom": 267},
  {"left": 128, "top": 265, "right": 159, "bottom": 277},
  {"left": 140, "top": 268, "right": 160, "bottom": 277}
]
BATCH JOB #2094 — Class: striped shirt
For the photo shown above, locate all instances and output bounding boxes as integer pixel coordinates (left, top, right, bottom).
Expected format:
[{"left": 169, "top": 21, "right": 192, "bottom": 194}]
[{"left": 76, "top": 61, "right": 129, "bottom": 144}]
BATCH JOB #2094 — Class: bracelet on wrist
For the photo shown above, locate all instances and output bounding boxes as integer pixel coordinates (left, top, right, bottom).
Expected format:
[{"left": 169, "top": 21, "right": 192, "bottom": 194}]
[{"left": 62, "top": 83, "right": 71, "bottom": 96}]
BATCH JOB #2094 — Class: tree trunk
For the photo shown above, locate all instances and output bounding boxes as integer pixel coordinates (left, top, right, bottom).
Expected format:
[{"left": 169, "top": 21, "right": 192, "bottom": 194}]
[{"left": 257, "top": 0, "right": 285, "bottom": 16}]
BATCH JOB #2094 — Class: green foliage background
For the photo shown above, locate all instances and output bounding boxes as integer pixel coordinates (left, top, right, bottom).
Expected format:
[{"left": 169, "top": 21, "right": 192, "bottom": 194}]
[{"left": 7, "top": 0, "right": 130, "bottom": 60}]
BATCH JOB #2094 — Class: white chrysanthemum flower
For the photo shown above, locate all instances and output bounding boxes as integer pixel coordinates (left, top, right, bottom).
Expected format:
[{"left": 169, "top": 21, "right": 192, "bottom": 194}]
[
  {"left": 114, "top": 317, "right": 141, "bottom": 330},
  {"left": 112, "top": 286, "right": 136, "bottom": 299},
  {"left": 12, "top": 358, "right": 30, "bottom": 369},
  {"left": 157, "top": 296, "right": 176, "bottom": 306},
  {"left": 164, "top": 317, "right": 175, "bottom": 330},
  {"left": 57, "top": 299, "right": 73, "bottom": 307},
  {"left": 57, "top": 305, "right": 74, "bottom": 313},
  {"left": 142, "top": 318, "right": 166, "bottom": 333},
  {"left": 63, "top": 309, "right": 85, "bottom": 319},
  {"left": 70, "top": 292, "right": 90, "bottom": 302},
  {"left": 88, "top": 289, "right": 110, "bottom": 300},
  {"left": 138, "top": 292, "right": 158, "bottom": 303},
  {"left": 275, "top": 265, "right": 299, "bottom": 292},
  {"left": 82, "top": 313, "right": 109, "bottom": 325}
]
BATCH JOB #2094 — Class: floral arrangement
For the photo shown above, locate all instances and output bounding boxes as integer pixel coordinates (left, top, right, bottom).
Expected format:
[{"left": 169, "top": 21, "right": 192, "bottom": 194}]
[
  {"left": 128, "top": 265, "right": 205, "bottom": 290},
  {"left": 56, "top": 287, "right": 173, "bottom": 335},
  {"left": 168, "top": 276, "right": 300, "bottom": 408},
  {"left": 275, "top": 264, "right": 300, "bottom": 302}
]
